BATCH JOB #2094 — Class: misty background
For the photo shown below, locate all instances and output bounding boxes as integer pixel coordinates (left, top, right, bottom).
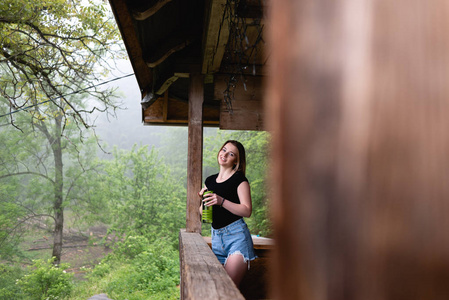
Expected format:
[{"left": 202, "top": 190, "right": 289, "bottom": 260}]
[
  {"left": 94, "top": 59, "right": 171, "bottom": 151},
  {"left": 92, "top": 58, "right": 221, "bottom": 178}
]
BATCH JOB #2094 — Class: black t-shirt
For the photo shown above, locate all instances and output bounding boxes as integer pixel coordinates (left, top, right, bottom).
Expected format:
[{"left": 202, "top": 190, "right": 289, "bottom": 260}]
[{"left": 205, "top": 171, "right": 249, "bottom": 229}]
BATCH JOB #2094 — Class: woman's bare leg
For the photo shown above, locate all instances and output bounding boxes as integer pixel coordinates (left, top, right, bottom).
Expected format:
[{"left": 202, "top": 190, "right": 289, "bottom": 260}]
[{"left": 225, "top": 254, "right": 248, "bottom": 287}]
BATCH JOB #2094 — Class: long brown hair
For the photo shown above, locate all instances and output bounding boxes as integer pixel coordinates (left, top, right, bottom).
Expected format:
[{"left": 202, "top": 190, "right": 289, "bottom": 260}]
[{"left": 217, "top": 140, "right": 246, "bottom": 175}]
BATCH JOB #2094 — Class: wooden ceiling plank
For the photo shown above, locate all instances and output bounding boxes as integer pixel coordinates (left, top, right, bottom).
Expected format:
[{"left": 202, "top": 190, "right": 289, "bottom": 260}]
[
  {"left": 202, "top": 0, "right": 230, "bottom": 74},
  {"left": 146, "top": 40, "right": 192, "bottom": 68},
  {"left": 156, "top": 75, "right": 179, "bottom": 95},
  {"left": 132, "top": 0, "right": 174, "bottom": 21}
]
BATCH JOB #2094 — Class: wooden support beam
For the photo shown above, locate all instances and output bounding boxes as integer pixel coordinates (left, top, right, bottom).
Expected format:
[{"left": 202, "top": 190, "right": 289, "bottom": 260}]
[
  {"left": 132, "top": 0, "right": 173, "bottom": 21},
  {"left": 108, "top": 0, "right": 152, "bottom": 93},
  {"left": 267, "top": 0, "right": 449, "bottom": 299},
  {"left": 186, "top": 74, "right": 204, "bottom": 233},
  {"left": 146, "top": 39, "right": 192, "bottom": 68},
  {"left": 143, "top": 96, "right": 220, "bottom": 126}
]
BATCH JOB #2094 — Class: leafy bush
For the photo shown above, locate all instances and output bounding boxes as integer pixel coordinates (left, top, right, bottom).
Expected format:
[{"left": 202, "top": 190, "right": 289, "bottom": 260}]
[
  {"left": 0, "top": 264, "right": 24, "bottom": 299},
  {"left": 101, "top": 145, "right": 186, "bottom": 248},
  {"left": 114, "top": 235, "right": 151, "bottom": 259},
  {"left": 71, "top": 237, "right": 179, "bottom": 300},
  {"left": 17, "top": 258, "right": 73, "bottom": 300}
]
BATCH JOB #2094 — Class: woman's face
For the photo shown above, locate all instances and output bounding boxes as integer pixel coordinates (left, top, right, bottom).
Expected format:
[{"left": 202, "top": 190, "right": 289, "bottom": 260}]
[{"left": 218, "top": 142, "right": 239, "bottom": 168}]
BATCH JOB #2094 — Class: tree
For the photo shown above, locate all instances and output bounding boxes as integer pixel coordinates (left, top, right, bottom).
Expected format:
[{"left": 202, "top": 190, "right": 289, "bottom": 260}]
[
  {"left": 0, "top": 0, "right": 123, "bottom": 264},
  {"left": 0, "top": 109, "right": 106, "bottom": 264},
  {"left": 0, "top": 0, "right": 122, "bottom": 130},
  {"left": 100, "top": 145, "right": 186, "bottom": 248}
]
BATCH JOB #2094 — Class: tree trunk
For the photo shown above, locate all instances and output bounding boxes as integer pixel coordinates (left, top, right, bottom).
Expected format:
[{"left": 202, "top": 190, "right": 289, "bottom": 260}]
[{"left": 51, "top": 119, "right": 64, "bottom": 265}]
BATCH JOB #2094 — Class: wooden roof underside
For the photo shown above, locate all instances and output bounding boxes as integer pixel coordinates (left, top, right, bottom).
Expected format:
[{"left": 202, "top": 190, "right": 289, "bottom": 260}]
[{"left": 108, "top": 0, "right": 267, "bottom": 130}]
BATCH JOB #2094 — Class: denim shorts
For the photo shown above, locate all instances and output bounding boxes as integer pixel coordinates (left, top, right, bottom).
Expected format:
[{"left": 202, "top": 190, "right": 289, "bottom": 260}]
[{"left": 211, "top": 218, "right": 257, "bottom": 267}]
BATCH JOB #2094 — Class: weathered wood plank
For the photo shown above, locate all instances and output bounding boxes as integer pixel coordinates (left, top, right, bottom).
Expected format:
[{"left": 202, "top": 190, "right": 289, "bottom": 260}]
[
  {"left": 143, "top": 97, "right": 219, "bottom": 126},
  {"left": 267, "top": 0, "right": 449, "bottom": 299},
  {"left": 179, "top": 230, "right": 245, "bottom": 300},
  {"left": 219, "top": 100, "right": 264, "bottom": 130},
  {"left": 214, "top": 75, "right": 264, "bottom": 102},
  {"left": 108, "top": 0, "right": 152, "bottom": 93},
  {"left": 186, "top": 74, "right": 204, "bottom": 233},
  {"left": 202, "top": 0, "right": 230, "bottom": 75},
  {"left": 215, "top": 75, "right": 264, "bottom": 130}
]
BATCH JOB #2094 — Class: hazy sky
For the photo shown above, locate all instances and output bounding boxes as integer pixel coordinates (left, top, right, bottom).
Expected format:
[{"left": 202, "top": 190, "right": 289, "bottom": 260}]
[{"left": 94, "top": 59, "right": 173, "bottom": 152}]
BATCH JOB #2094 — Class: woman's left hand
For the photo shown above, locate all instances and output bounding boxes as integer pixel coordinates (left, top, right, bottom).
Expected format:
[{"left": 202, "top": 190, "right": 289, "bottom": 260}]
[{"left": 203, "top": 193, "right": 223, "bottom": 207}]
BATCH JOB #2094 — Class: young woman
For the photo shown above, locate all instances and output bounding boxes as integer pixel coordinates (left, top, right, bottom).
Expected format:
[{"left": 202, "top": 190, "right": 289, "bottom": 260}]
[{"left": 199, "top": 140, "right": 257, "bottom": 287}]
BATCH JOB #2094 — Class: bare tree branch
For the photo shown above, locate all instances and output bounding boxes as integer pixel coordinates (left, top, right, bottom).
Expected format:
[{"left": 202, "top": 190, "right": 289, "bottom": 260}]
[{"left": 0, "top": 171, "right": 55, "bottom": 184}]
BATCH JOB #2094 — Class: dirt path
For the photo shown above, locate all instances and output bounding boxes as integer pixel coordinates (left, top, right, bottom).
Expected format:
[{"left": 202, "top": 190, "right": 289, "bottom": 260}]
[{"left": 25, "top": 225, "right": 113, "bottom": 280}]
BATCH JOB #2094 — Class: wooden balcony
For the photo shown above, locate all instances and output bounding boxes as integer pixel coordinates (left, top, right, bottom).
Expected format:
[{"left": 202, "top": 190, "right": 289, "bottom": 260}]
[{"left": 179, "top": 229, "right": 274, "bottom": 300}]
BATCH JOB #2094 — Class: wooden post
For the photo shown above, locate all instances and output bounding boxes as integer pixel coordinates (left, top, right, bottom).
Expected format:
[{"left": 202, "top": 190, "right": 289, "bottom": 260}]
[
  {"left": 186, "top": 73, "right": 204, "bottom": 233},
  {"left": 267, "top": 1, "right": 449, "bottom": 299}
]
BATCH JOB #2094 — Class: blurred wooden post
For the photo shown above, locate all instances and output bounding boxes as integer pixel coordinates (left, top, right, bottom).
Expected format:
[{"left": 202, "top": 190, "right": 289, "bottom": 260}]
[
  {"left": 186, "top": 73, "right": 203, "bottom": 233},
  {"left": 267, "top": 1, "right": 449, "bottom": 299}
]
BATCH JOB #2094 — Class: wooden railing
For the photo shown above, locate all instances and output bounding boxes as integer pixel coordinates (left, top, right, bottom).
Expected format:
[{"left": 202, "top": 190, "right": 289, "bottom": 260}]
[
  {"left": 179, "top": 229, "right": 274, "bottom": 300},
  {"left": 179, "top": 229, "right": 245, "bottom": 299}
]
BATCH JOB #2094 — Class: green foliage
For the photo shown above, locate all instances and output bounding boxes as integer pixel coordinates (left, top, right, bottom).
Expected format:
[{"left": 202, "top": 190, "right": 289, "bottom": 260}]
[
  {"left": 0, "top": 200, "right": 25, "bottom": 261},
  {"left": 0, "top": 120, "right": 272, "bottom": 300},
  {"left": 16, "top": 258, "right": 74, "bottom": 300},
  {"left": 113, "top": 235, "right": 152, "bottom": 260},
  {"left": 0, "top": 112, "right": 109, "bottom": 262},
  {"left": 0, "top": 0, "right": 122, "bottom": 129},
  {"left": 100, "top": 145, "right": 186, "bottom": 247},
  {"left": 65, "top": 145, "right": 185, "bottom": 299},
  {"left": 70, "top": 237, "right": 179, "bottom": 300},
  {"left": 0, "top": 0, "right": 123, "bottom": 263},
  {"left": 63, "top": 137, "right": 112, "bottom": 227},
  {"left": 0, "top": 264, "right": 24, "bottom": 299}
]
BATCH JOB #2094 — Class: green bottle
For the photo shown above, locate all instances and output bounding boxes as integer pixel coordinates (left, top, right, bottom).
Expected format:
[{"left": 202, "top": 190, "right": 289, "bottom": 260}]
[{"left": 202, "top": 190, "right": 213, "bottom": 223}]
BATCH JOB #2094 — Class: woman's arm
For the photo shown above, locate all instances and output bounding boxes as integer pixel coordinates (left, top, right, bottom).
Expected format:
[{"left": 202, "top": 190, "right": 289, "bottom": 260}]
[
  {"left": 221, "top": 181, "right": 252, "bottom": 218},
  {"left": 202, "top": 182, "right": 252, "bottom": 217}
]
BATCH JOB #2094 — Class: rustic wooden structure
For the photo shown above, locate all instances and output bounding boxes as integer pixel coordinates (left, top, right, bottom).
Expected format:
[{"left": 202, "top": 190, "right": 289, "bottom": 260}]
[
  {"left": 111, "top": 0, "right": 449, "bottom": 299},
  {"left": 108, "top": 0, "right": 269, "bottom": 299},
  {"left": 267, "top": 0, "right": 449, "bottom": 299}
]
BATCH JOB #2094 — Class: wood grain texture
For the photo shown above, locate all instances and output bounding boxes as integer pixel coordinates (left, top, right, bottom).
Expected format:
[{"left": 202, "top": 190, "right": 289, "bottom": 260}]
[
  {"left": 266, "top": 1, "right": 449, "bottom": 299},
  {"left": 108, "top": 0, "right": 153, "bottom": 92},
  {"left": 215, "top": 75, "right": 264, "bottom": 130},
  {"left": 186, "top": 74, "right": 204, "bottom": 233},
  {"left": 179, "top": 230, "right": 245, "bottom": 300}
]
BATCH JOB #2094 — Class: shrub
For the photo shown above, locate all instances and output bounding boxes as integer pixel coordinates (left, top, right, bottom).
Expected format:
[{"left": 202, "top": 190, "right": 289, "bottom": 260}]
[
  {"left": 0, "top": 264, "right": 24, "bottom": 299},
  {"left": 17, "top": 258, "right": 74, "bottom": 300},
  {"left": 114, "top": 235, "right": 150, "bottom": 259},
  {"left": 73, "top": 238, "right": 179, "bottom": 300}
]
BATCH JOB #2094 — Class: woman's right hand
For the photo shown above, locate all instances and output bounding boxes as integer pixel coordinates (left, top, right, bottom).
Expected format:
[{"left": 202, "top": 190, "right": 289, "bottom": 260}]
[
  {"left": 198, "top": 186, "right": 207, "bottom": 214},
  {"left": 198, "top": 186, "right": 208, "bottom": 198}
]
